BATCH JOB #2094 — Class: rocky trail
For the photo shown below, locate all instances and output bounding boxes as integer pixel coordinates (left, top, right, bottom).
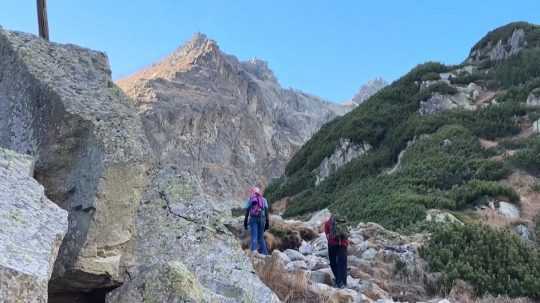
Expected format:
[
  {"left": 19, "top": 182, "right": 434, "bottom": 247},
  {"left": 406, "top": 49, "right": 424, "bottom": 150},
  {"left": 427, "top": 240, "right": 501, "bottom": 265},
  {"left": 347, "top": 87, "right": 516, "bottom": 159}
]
[{"left": 229, "top": 209, "right": 536, "bottom": 303}]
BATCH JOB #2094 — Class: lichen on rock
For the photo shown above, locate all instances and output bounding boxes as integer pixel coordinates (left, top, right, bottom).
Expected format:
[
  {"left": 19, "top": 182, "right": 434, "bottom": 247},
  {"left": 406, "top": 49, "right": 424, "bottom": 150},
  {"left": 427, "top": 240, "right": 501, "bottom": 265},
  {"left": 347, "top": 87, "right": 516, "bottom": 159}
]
[{"left": 0, "top": 148, "right": 68, "bottom": 303}]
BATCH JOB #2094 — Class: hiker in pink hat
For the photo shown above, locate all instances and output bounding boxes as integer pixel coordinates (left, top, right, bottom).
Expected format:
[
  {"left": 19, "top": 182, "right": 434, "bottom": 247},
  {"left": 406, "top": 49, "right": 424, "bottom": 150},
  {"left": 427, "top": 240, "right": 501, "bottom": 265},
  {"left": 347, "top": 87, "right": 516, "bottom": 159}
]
[{"left": 243, "top": 186, "right": 269, "bottom": 255}]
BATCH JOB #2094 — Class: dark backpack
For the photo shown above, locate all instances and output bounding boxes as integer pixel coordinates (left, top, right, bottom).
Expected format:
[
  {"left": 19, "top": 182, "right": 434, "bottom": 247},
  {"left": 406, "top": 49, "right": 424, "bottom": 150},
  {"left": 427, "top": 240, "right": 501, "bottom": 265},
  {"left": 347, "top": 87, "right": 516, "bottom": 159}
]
[
  {"left": 330, "top": 216, "right": 349, "bottom": 241},
  {"left": 249, "top": 194, "right": 265, "bottom": 217}
]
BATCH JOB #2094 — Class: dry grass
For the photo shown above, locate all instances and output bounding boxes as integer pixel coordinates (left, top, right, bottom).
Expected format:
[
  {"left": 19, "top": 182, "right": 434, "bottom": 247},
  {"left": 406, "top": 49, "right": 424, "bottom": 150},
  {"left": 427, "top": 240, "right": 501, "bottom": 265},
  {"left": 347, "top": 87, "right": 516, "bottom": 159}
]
[
  {"left": 503, "top": 172, "right": 540, "bottom": 223},
  {"left": 479, "top": 138, "right": 499, "bottom": 149},
  {"left": 251, "top": 252, "right": 355, "bottom": 303},
  {"left": 474, "top": 295, "right": 535, "bottom": 303},
  {"left": 251, "top": 252, "right": 324, "bottom": 302},
  {"left": 478, "top": 207, "right": 519, "bottom": 228},
  {"left": 448, "top": 280, "right": 537, "bottom": 303}
]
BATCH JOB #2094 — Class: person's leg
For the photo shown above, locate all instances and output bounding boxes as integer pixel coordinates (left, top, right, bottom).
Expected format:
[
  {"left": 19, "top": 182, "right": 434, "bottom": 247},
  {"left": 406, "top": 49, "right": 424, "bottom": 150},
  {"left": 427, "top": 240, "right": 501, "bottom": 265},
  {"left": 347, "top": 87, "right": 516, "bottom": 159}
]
[
  {"left": 249, "top": 217, "right": 258, "bottom": 252},
  {"left": 257, "top": 217, "right": 269, "bottom": 255},
  {"left": 328, "top": 245, "right": 338, "bottom": 285},
  {"left": 337, "top": 245, "right": 348, "bottom": 287}
]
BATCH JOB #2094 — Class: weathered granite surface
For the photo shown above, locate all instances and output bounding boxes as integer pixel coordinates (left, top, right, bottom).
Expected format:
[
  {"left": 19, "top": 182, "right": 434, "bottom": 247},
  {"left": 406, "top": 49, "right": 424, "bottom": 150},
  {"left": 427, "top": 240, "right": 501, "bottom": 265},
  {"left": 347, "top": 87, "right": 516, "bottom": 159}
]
[
  {"left": 0, "top": 28, "right": 150, "bottom": 293},
  {"left": 0, "top": 148, "right": 68, "bottom": 303},
  {"left": 117, "top": 33, "right": 347, "bottom": 204}
]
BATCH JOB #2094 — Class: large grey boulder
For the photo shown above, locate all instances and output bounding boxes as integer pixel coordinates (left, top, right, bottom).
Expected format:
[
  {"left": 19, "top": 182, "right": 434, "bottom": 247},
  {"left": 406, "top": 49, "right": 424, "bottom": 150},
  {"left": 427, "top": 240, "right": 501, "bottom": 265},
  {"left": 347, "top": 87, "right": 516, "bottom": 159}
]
[
  {"left": 314, "top": 138, "right": 372, "bottom": 185},
  {"left": 0, "top": 28, "right": 150, "bottom": 294},
  {"left": 107, "top": 167, "right": 280, "bottom": 302},
  {"left": 0, "top": 148, "right": 68, "bottom": 302},
  {"left": 418, "top": 83, "right": 479, "bottom": 116},
  {"left": 106, "top": 261, "right": 213, "bottom": 303}
]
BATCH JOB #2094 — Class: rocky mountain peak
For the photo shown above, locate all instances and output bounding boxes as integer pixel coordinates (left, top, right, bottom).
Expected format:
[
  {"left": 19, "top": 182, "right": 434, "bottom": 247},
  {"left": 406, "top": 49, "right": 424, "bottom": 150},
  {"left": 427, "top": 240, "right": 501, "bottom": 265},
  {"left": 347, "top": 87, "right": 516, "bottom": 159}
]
[
  {"left": 117, "top": 32, "right": 225, "bottom": 85},
  {"left": 170, "top": 32, "right": 220, "bottom": 63},
  {"left": 241, "top": 58, "right": 278, "bottom": 83},
  {"left": 347, "top": 77, "right": 388, "bottom": 106}
]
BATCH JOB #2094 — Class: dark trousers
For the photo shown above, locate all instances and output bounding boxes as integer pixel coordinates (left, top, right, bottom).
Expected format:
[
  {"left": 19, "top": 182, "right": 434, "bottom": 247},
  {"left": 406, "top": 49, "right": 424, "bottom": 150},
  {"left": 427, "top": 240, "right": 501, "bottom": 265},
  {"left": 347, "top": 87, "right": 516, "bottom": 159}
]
[{"left": 328, "top": 244, "right": 347, "bottom": 286}]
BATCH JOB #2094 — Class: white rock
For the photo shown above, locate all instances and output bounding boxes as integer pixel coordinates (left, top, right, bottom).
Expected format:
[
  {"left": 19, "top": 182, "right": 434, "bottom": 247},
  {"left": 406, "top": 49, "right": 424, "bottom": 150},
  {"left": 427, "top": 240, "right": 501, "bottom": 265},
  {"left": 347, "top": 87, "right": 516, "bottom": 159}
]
[
  {"left": 315, "top": 139, "right": 372, "bottom": 185},
  {"left": 314, "top": 249, "right": 329, "bottom": 258},
  {"left": 305, "top": 255, "right": 329, "bottom": 271},
  {"left": 309, "top": 270, "right": 333, "bottom": 286},
  {"left": 497, "top": 201, "right": 520, "bottom": 219},
  {"left": 0, "top": 148, "right": 68, "bottom": 302},
  {"left": 348, "top": 255, "right": 365, "bottom": 268},
  {"left": 284, "top": 249, "right": 305, "bottom": 261},
  {"left": 274, "top": 250, "right": 291, "bottom": 265},
  {"left": 361, "top": 248, "right": 378, "bottom": 260},
  {"left": 305, "top": 208, "right": 332, "bottom": 230},
  {"left": 514, "top": 224, "right": 530, "bottom": 241},
  {"left": 310, "top": 233, "right": 329, "bottom": 251},
  {"left": 526, "top": 89, "right": 540, "bottom": 107},
  {"left": 299, "top": 240, "right": 313, "bottom": 255},
  {"left": 531, "top": 119, "right": 540, "bottom": 134},
  {"left": 426, "top": 209, "right": 463, "bottom": 225},
  {"left": 286, "top": 260, "right": 308, "bottom": 272}
]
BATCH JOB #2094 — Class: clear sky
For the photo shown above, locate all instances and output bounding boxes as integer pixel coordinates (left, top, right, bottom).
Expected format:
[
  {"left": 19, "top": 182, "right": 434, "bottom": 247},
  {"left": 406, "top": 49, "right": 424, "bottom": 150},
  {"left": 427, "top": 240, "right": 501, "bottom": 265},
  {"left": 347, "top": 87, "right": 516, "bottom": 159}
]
[{"left": 1, "top": 1, "right": 540, "bottom": 102}]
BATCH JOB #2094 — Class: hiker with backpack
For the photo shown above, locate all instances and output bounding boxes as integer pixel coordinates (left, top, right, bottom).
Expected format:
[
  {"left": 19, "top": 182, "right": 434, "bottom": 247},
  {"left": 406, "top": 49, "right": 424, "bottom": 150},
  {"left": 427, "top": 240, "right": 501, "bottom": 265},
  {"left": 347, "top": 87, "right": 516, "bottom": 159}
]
[
  {"left": 243, "top": 187, "right": 269, "bottom": 255},
  {"left": 324, "top": 214, "right": 349, "bottom": 288}
]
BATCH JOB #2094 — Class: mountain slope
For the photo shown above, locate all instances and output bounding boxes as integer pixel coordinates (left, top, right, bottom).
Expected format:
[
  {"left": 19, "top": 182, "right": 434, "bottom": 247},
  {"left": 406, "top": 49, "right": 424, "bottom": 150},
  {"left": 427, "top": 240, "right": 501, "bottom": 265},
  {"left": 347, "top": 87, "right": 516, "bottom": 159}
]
[
  {"left": 117, "top": 33, "right": 347, "bottom": 203},
  {"left": 267, "top": 22, "right": 540, "bottom": 229},
  {"left": 266, "top": 21, "right": 540, "bottom": 299}
]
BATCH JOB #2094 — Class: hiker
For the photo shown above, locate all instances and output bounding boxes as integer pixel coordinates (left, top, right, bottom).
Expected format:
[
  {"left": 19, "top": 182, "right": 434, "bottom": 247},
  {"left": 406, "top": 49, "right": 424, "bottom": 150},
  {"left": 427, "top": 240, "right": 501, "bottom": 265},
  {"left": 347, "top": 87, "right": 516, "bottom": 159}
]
[
  {"left": 243, "top": 187, "right": 269, "bottom": 255},
  {"left": 324, "top": 214, "right": 349, "bottom": 288}
]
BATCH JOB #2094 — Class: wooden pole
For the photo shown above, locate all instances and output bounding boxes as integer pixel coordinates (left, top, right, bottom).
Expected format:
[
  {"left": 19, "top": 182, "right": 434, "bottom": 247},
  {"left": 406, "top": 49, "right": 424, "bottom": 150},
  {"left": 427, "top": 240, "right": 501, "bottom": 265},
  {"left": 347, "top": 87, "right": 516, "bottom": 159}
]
[{"left": 37, "top": 0, "right": 49, "bottom": 40}]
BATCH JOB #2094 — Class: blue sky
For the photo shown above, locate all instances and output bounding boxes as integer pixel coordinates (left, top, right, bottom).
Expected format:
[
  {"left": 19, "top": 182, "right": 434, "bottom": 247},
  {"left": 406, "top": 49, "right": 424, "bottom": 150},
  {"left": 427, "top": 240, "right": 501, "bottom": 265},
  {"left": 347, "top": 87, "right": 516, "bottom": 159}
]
[{"left": 1, "top": 1, "right": 540, "bottom": 102}]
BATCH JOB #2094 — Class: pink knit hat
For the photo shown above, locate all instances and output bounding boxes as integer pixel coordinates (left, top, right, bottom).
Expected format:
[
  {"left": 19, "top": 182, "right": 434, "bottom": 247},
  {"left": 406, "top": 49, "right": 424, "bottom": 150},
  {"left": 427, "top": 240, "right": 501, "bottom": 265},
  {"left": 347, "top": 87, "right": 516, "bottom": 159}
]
[{"left": 251, "top": 187, "right": 262, "bottom": 196}]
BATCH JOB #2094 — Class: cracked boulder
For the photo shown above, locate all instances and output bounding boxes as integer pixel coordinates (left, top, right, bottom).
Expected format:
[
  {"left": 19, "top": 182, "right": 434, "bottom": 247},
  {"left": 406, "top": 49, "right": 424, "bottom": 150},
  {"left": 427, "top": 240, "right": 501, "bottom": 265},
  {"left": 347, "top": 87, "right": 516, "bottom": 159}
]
[
  {"left": 106, "top": 167, "right": 280, "bottom": 302},
  {"left": 0, "top": 148, "right": 68, "bottom": 302},
  {"left": 0, "top": 28, "right": 150, "bottom": 293},
  {"left": 106, "top": 261, "right": 206, "bottom": 303}
]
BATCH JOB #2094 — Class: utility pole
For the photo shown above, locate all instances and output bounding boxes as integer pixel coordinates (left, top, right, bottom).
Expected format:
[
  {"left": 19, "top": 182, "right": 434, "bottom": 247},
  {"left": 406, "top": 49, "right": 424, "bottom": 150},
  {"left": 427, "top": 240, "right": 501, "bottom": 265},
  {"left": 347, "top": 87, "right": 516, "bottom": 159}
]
[{"left": 36, "top": 0, "right": 49, "bottom": 40}]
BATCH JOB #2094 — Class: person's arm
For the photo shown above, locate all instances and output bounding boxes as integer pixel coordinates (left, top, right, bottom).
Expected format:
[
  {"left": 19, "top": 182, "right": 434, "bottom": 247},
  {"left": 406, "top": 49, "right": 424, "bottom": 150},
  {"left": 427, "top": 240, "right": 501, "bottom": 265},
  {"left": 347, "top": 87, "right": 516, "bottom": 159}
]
[
  {"left": 324, "top": 220, "right": 330, "bottom": 239},
  {"left": 244, "top": 203, "right": 250, "bottom": 230},
  {"left": 264, "top": 207, "right": 269, "bottom": 230}
]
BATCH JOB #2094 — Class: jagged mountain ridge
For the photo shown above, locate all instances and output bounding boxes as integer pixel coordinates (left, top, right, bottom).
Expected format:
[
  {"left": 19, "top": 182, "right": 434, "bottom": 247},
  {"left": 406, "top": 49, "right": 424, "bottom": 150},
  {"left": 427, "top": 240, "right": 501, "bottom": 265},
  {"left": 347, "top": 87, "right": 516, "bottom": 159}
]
[
  {"left": 349, "top": 77, "right": 388, "bottom": 105},
  {"left": 117, "top": 33, "right": 347, "bottom": 202}
]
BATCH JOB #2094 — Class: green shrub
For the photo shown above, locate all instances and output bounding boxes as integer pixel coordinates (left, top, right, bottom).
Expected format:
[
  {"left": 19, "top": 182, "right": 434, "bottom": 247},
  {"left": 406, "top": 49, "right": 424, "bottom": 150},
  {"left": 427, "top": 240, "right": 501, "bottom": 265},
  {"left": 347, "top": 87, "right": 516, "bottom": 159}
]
[
  {"left": 449, "top": 180, "right": 519, "bottom": 208},
  {"left": 420, "top": 224, "right": 540, "bottom": 298},
  {"left": 490, "top": 49, "right": 540, "bottom": 88},
  {"left": 469, "top": 159, "right": 510, "bottom": 180},
  {"left": 471, "top": 22, "right": 540, "bottom": 55},
  {"left": 496, "top": 78, "right": 540, "bottom": 103},
  {"left": 268, "top": 43, "right": 534, "bottom": 231},
  {"left": 417, "top": 82, "right": 458, "bottom": 101},
  {"left": 284, "top": 125, "right": 516, "bottom": 229},
  {"left": 265, "top": 172, "right": 315, "bottom": 205},
  {"left": 532, "top": 182, "right": 540, "bottom": 193},
  {"left": 449, "top": 71, "right": 484, "bottom": 85},
  {"left": 421, "top": 72, "right": 442, "bottom": 82},
  {"left": 509, "top": 136, "right": 540, "bottom": 175},
  {"left": 535, "top": 214, "right": 540, "bottom": 245}
]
